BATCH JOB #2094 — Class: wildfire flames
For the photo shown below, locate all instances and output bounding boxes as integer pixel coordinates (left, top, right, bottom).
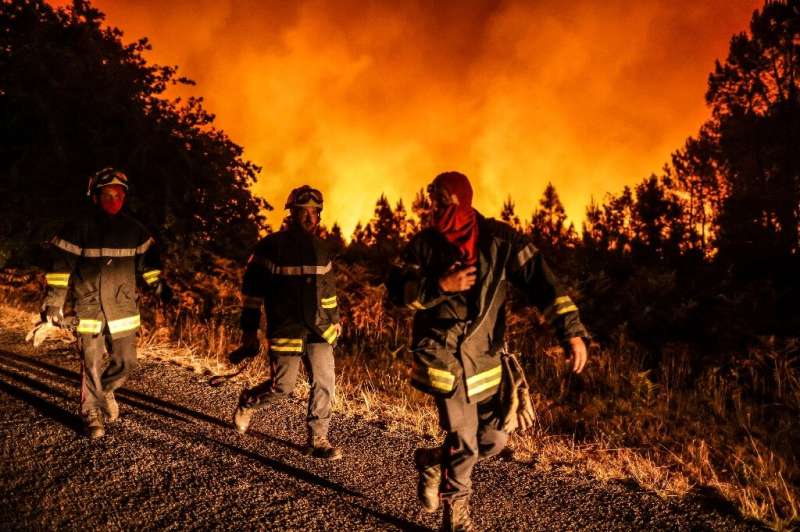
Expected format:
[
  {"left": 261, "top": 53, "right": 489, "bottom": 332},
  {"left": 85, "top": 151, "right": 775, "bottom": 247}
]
[{"left": 55, "top": 0, "right": 761, "bottom": 235}]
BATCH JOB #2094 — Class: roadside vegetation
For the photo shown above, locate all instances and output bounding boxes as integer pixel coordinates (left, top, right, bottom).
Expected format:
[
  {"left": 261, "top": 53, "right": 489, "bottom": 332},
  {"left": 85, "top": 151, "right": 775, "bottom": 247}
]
[{"left": 2, "top": 257, "right": 798, "bottom": 530}]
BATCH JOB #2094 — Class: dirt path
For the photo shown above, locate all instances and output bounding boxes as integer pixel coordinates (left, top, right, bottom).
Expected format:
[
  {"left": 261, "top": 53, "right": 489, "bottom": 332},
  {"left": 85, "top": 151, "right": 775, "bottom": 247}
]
[{"left": 0, "top": 315, "right": 762, "bottom": 531}]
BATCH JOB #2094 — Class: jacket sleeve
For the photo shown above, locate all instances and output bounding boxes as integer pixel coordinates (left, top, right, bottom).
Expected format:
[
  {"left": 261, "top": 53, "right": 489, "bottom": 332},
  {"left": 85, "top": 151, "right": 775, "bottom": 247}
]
[
  {"left": 320, "top": 267, "right": 340, "bottom": 324},
  {"left": 44, "top": 223, "right": 81, "bottom": 311},
  {"left": 135, "top": 231, "right": 162, "bottom": 289},
  {"left": 386, "top": 236, "right": 448, "bottom": 310},
  {"left": 506, "top": 235, "right": 588, "bottom": 341},
  {"left": 240, "top": 249, "right": 269, "bottom": 332}
]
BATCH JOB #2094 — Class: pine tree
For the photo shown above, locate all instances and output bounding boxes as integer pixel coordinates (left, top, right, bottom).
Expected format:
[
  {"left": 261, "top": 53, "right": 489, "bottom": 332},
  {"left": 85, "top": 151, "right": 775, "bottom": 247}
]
[
  {"left": 528, "top": 182, "right": 576, "bottom": 252},
  {"left": 410, "top": 188, "right": 431, "bottom": 232},
  {"left": 500, "top": 196, "right": 522, "bottom": 232}
]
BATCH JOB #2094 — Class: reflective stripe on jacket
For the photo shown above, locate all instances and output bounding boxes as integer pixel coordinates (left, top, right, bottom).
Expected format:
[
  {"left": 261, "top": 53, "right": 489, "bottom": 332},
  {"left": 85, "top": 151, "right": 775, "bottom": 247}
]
[
  {"left": 45, "top": 210, "right": 162, "bottom": 339},
  {"left": 387, "top": 213, "right": 588, "bottom": 403},
  {"left": 240, "top": 225, "right": 340, "bottom": 353}
]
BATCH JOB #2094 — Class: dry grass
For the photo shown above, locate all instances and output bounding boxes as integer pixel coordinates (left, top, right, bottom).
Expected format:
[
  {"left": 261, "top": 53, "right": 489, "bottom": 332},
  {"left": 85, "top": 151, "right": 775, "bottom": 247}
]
[{"left": 2, "top": 263, "right": 798, "bottom": 530}]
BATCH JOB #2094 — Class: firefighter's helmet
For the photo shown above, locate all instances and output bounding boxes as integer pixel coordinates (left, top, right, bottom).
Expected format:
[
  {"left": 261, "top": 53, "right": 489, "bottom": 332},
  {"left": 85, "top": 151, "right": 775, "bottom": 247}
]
[
  {"left": 285, "top": 185, "right": 323, "bottom": 210},
  {"left": 87, "top": 168, "right": 129, "bottom": 196}
]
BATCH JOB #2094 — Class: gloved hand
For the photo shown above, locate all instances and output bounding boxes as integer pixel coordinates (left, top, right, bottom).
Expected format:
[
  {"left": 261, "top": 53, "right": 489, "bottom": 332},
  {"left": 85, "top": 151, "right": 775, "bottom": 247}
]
[
  {"left": 154, "top": 281, "right": 174, "bottom": 306},
  {"left": 229, "top": 331, "right": 260, "bottom": 364},
  {"left": 27, "top": 321, "right": 57, "bottom": 347},
  {"left": 499, "top": 351, "right": 536, "bottom": 434},
  {"left": 42, "top": 306, "right": 63, "bottom": 326}
]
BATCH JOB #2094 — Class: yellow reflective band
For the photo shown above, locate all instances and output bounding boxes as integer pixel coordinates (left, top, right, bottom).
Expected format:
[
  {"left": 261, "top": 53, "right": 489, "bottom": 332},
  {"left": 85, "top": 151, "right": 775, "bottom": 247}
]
[
  {"left": 320, "top": 295, "right": 338, "bottom": 309},
  {"left": 270, "top": 345, "right": 303, "bottom": 352},
  {"left": 142, "top": 269, "right": 161, "bottom": 285},
  {"left": 76, "top": 319, "right": 103, "bottom": 335},
  {"left": 45, "top": 273, "right": 70, "bottom": 287},
  {"left": 466, "top": 365, "right": 503, "bottom": 397},
  {"left": 467, "top": 375, "right": 502, "bottom": 397},
  {"left": 555, "top": 305, "right": 578, "bottom": 316},
  {"left": 411, "top": 366, "right": 455, "bottom": 392},
  {"left": 107, "top": 315, "right": 141, "bottom": 335},
  {"left": 543, "top": 296, "right": 578, "bottom": 322},
  {"left": 269, "top": 338, "right": 303, "bottom": 353},
  {"left": 270, "top": 338, "right": 303, "bottom": 345},
  {"left": 408, "top": 300, "right": 425, "bottom": 310},
  {"left": 242, "top": 295, "right": 262, "bottom": 309},
  {"left": 321, "top": 324, "right": 339, "bottom": 344}
]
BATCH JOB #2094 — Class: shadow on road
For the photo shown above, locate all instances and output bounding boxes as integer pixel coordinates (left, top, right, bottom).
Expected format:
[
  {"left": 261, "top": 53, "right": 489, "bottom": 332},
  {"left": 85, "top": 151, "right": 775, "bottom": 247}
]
[
  {"left": 0, "top": 349, "right": 429, "bottom": 531},
  {"left": 0, "top": 349, "right": 303, "bottom": 451},
  {"left": 0, "top": 369, "right": 83, "bottom": 435}
]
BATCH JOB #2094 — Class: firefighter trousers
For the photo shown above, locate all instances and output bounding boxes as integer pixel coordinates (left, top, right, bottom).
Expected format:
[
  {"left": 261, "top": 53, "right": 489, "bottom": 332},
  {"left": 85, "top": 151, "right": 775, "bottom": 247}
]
[
  {"left": 79, "top": 332, "right": 137, "bottom": 417},
  {"left": 435, "top": 382, "right": 508, "bottom": 501},
  {"left": 240, "top": 342, "right": 335, "bottom": 439}
]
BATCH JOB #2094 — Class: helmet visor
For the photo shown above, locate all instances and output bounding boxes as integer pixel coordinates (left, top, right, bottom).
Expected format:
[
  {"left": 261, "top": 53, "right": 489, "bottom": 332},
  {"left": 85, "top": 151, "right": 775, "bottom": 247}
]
[{"left": 291, "top": 188, "right": 323, "bottom": 209}]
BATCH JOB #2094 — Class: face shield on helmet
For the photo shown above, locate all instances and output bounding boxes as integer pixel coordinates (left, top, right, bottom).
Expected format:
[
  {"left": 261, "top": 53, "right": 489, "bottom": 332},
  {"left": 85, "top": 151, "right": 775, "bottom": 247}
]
[
  {"left": 285, "top": 185, "right": 323, "bottom": 210},
  {"left": 87, "top": 168, "right": 129, "bottom": 196},
  {"left": 285, "top": 185, "right": 323, "bottom": 233}
]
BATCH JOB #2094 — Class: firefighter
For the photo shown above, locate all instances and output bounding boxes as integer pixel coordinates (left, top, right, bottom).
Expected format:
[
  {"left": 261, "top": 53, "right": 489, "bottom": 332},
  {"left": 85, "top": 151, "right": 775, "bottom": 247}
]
[
  {"left": 231, "top": 185, "right": 343, "bottom": 460},
  {"left": 42, "top": 168, "right": 172, "bottom": 439},
  {"left": 386, "top": 172, "right": 589, "bottom": 531}
]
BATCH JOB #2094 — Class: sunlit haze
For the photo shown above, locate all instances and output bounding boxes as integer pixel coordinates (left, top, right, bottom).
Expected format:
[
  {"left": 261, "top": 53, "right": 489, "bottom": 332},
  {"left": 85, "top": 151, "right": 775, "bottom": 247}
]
[{"left": 52, "top": 0, "right": 761, "bottom": 236}]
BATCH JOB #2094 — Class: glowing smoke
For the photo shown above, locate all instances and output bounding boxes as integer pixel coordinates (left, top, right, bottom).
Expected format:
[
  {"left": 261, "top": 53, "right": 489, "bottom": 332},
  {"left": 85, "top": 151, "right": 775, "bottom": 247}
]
[{"left": 60, "top": 0, "right": 761, "bottom": 235}]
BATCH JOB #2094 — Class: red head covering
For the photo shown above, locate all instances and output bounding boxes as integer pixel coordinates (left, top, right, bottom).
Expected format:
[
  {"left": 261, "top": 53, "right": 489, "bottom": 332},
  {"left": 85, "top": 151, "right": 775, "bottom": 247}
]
[
  {"left": 430, "top": 171, "right": 479, "bottom": 265},
  {"left": 97, "top": 184, "right": 126, "bottom": 216}
]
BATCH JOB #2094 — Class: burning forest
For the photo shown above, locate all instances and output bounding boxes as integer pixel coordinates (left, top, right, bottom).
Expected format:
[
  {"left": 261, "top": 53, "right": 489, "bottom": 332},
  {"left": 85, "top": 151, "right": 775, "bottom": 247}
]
[{"left": 1, "top": 1, "right": 798, "bottom": 530}]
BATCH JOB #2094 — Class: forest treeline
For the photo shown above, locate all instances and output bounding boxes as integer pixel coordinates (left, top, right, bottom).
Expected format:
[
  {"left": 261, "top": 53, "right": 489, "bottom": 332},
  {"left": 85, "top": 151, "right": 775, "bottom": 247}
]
[
  {"left": 334, "top": 0, "right": 800, "bottom": 355},
  {"left": 2, "top": 0, "right": 799, "bottom": 354}
]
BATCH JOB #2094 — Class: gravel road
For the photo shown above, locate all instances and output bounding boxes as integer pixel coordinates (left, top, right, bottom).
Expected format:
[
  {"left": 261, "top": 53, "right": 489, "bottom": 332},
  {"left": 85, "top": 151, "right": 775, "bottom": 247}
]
[{"left": 0, "top": 320, "right": 764, "bottom": 531}]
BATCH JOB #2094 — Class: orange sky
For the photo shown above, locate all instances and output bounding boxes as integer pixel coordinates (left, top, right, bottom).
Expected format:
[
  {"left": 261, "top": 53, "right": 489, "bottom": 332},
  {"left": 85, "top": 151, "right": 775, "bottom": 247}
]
[{"left": 58, "top": 0, "right": 762, "bottom": 235}]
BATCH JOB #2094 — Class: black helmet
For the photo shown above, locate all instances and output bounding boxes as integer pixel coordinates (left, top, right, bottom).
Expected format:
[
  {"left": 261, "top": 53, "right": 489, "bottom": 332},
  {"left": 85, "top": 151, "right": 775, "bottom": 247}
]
[
  {"left": 87, "top": 167, "right": 129, "bottom": 196},
  {"left": 285, "top": 185, "right": 323, "bottom": 210}
]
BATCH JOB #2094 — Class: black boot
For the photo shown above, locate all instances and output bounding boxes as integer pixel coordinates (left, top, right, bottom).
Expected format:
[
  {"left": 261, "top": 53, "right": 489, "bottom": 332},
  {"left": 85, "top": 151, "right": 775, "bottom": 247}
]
[
  {"left": 84, "top": 408, "right": 105, "bottom": 439},
  {"left": 304, "top": 435, "right": 343, "bottom": 460},
  {"left": 441, "top": 498, "right": 475, "bottom": 532},
  {"left": 414, "top": 447, "right": 442, "bottom": 512}
]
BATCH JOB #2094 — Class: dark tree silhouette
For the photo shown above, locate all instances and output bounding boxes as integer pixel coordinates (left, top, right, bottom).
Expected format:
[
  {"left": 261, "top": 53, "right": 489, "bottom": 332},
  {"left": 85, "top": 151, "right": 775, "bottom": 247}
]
[
  {"left": 630, "top": 174, "right": 685, "bottom": 263},
  {"left": 322, "top": 222, "right": 346, "bottom": 253},
  {"left": 0, "top": 0, "right": 269, "bottom": 267},
  {"left": 500, "top": 196, "right": 522, "bottom": 232},
  {"left": 528, "top": 182, "right": 577, "bottom": 254},
  {"left": 410, "top": 187, "right": 431, "bottom": 232},
  {"left": 703, "top": 0, "right": 800, "bottom": 272},
  {"left": 670, "top": 127, "right": 724, "bottom": 258},
  {"left": 392, "top": 199, "right": 412, "bottom": 244}
]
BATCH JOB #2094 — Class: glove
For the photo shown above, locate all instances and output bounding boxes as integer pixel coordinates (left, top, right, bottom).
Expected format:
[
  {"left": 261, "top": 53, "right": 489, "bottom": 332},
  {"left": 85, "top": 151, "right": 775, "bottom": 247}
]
[
  {"left": 499, "top": 351, "right": 536, "bottom": 434},
  {"left": 42, "top": 305, "right": 63, "bottom": 326},
  {"left": 154, "top": 281, "right": 174, "bottom": 306},
  {"left": 27, "top": 321, "right": 58, "bottom": 347}
]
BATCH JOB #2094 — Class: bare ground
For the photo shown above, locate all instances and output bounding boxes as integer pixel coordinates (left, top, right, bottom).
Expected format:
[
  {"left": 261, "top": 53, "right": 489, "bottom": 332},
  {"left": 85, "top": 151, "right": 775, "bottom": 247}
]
[{"left": 0, "top": 316, "right": 765, "bottom": 531}]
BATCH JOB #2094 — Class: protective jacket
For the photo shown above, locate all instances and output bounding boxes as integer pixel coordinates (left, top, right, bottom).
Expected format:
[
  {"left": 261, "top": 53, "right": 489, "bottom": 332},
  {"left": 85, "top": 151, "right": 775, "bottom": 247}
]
[
  {"left": 240, "top": 225, "right": 340, "bottom": 353},
  {"left": 45, "top": 209, "right": 163, "bottom": 339},
  {"left": 387, "top": 213, "right": 588, "bottom": 403}
]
